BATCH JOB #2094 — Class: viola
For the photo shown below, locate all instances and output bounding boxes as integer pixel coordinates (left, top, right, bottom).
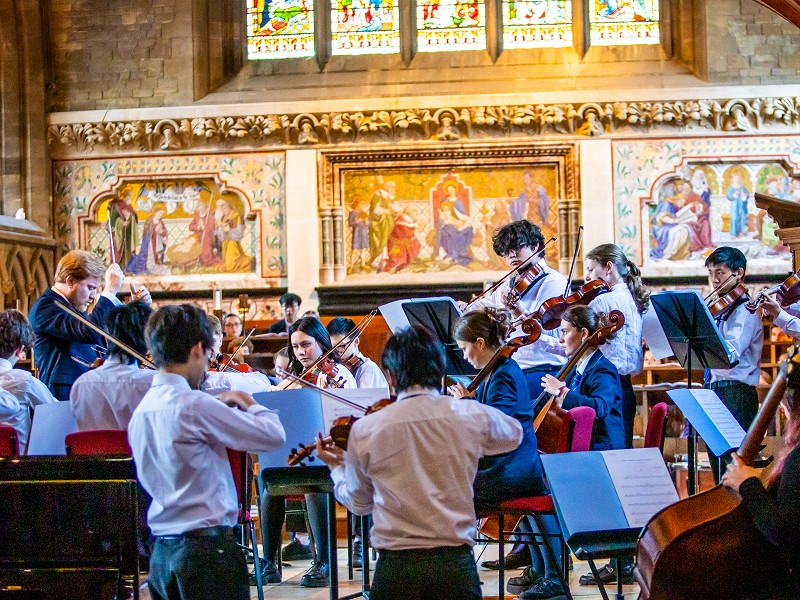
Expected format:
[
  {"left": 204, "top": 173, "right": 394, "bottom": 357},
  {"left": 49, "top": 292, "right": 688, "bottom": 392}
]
[
  {"left": 532, "top": 279, "right": 610, "bottom": 330},
  {"left": 504, "top": 261, "right": 546, "bottom": 309},
  {"left": 745, "top": 271, "right": 800, "bottom": 313},
  {"left": 707, "top": 282, "right": 749, "bottom": 318},
  {"left": 287, "top": 397, "right": 396, "bottom": 466},
  {"left": 532, "top": 310, "right": 625, "bottom": 453}
]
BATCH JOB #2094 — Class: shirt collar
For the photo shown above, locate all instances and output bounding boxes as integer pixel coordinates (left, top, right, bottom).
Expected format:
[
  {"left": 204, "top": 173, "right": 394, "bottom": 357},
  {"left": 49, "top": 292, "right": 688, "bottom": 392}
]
[
  {"left": 397, "top": 386, "right": 439, "bottom": 401},
  {"left": 152, "top": 371, "right": 193, "bottom": 391},
  {"left": 0, "top": 357, "right": 12, "bottom": 372},
  {"left": 576, "top": 349, "right": 597, "bottom": 374},
  {"left": 611, "top": 282, "right": 627, "bottom": 292}
]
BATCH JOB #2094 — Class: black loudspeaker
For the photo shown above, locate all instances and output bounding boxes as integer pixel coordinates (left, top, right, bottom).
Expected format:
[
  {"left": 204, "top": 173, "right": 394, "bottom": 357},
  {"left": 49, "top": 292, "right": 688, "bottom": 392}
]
[{"left": 0, "top": 567, "right": 119, "bottom": 599}]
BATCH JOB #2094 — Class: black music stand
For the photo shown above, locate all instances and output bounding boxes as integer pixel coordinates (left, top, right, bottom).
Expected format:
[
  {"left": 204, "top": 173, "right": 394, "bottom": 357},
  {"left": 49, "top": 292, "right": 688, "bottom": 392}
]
[{"left": 649, "top": 291, "right": 736, "bottom": 495}]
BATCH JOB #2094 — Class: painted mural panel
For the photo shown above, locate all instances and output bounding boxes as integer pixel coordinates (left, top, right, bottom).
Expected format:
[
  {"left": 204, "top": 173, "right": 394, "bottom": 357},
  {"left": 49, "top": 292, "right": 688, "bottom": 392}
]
[
  {"left": 343, "top": 166, "right": 559, "bottom": 276},
  {"left": 53, "top": 153, "right": 286, "bottom": 291},
  {"left": 613, "top": 136, "right": 800, "bottom": 277}
]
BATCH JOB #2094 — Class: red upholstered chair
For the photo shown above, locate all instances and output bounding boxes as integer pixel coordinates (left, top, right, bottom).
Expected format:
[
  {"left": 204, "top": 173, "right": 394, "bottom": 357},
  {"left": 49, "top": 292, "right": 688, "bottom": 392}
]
[
  {"left": 644, "top": 402, "right": 669, "bottom": 451},
  {"left": 478, "top": 406, "right": 597, "bottom": 600},
  {"left": 0, "top": 425, "right": 19, "bottom": 457},
  {"left": 228, "top": 449, "right": 265, "bottom": 600},
  {"left": 65, "top": 430, "right": 131, "bottom": 456}
]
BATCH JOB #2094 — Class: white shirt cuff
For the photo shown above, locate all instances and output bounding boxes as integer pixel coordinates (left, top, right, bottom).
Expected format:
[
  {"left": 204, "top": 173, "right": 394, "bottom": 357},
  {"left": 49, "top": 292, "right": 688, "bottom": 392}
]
[
  {"left": 100, "top": 291, "right": 123, "bottom": 306},
  {"left": 775, "top": 310, "right": 791, "bottom": 330},
  {"left": 247, "top": 404, "right": 269, "bottom": 414},
  {"left": 330, "top": 464, "right": 346, "bottom": 483}
]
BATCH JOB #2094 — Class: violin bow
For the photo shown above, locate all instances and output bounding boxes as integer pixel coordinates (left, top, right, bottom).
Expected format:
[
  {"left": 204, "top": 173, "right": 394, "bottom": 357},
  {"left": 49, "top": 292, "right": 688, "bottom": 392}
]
[
  {"left": 70, "top": 355, "right": 96, "bottom": 369},
  {"left": 703, "top": 273, "right": 736, "bottom": 302},
  {"left": 337, "top": 310, "right": 378, "bottom": 358},
  {"left": 563, "top": 226, "right": 583, "bottom": 296},
  {"left": 107, "top": 212, "right": 116, "bottom": 264},
  {"left": 220, "top": 327, "right": 256, "bottom": 372},
  {"left": 275, "top": 367, "right": 367, "bottom": 413},
  {"left": 55, "top": 300, "right": 156, "bottom": 369},
  {"left": 466, "top": 237, "right": 557, "bottom": 309},
  {"left": 298, "top": 311, "right": 375, "bottom": 379}
]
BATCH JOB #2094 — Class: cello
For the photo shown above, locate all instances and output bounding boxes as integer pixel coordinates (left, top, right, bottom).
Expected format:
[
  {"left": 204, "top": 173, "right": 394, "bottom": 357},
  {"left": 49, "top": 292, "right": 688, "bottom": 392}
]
[
  {"left": 635, "top": 344, "right": 800, "bottom": 600},
  {"left": 532, "top": 310, "right": 624, "bottom": 453}
]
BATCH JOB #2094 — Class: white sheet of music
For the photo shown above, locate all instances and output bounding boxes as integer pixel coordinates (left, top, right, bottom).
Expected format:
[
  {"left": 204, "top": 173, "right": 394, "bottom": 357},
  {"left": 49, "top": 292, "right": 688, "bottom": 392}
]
[
  {"left": 691, "top": 388, "right": 747, "bottom": 449},
  {"left": 641, "top": 305, "right": 674, "bottom": 360},
  {"left": 321, "top": 388, "right": 388, "bottom": 432},
  {"left": 602, "top": 448, "right": 679, "bottom": 528}
]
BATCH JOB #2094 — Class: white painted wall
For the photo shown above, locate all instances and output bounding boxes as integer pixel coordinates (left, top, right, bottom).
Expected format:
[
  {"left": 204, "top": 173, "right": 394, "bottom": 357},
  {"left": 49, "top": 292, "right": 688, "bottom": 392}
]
[{"left": 285, "top": 149, "right": 320, "bottom": 311}]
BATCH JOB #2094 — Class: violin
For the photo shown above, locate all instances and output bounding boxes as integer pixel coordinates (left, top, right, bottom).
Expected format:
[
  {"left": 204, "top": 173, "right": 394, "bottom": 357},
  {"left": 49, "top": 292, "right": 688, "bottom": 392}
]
[
  {"left": 276, "top": 356, "right": 347, "bottom": 389},
  {"left": 344, "top": 355, "right": 365, "bottom": 376},
  {"left": 529, "top": 279, "right": 610, "bottom": 331},
  {"left": 707, "top": 282, "right": 749, "bottom": 318},
  {"left": 532, "top": 310, "right": 625, "bottom": 453},
  {"left": 504, "top": 262, "right": 547, "bottom": 309},
  {"left": 210, "top": 353, "right": 254, "bottom": 373},
  {"left": 745, "top": 271, "right": 800, "bottom": 313},
  {"left": 287, "top": 397, "right": 396, "bottom": 466}
]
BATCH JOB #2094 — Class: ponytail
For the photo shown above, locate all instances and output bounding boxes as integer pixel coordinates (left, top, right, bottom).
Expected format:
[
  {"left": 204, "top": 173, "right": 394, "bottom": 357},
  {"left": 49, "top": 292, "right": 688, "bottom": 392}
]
[
  {"left": 586, "top": 244, "right": 650, "bottom": 314},
  {"left": 454, "top": 308, "right": 510, "bottom": 349}
]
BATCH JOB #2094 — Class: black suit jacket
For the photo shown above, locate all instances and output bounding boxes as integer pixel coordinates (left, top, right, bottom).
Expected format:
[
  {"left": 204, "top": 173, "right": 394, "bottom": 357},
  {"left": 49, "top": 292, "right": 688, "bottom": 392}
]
[{"left": 28, "top": 288, "right": 117, "bottom": 398}]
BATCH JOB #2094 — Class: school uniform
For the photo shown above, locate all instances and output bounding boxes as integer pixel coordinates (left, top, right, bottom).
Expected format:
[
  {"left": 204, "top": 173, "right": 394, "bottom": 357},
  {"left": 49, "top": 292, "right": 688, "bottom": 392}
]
[
  {"left": 352, "top": 356, "right": 389, "bottom": 390},
  {"left": 0, "top": 357, "right": 57, "bottom": 449}
]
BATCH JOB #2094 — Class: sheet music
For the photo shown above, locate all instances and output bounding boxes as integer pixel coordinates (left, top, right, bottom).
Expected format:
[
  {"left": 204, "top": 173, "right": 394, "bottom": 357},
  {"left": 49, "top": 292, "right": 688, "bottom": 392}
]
[
  {"left": 27, "top": 401, "right": 78, "bottom": 455},
  {"left": 321, "top": 388, "right": 386, "bottom": 431},
  {"left": 668, "top": 388, "right": 746, "bottom": 455},
  {"left": 642, "top": 305, "right": 674, "bottom": 360},
  {"left": 379, "top": 296, "right": 462, "bottom": 333},
  {"left": 602, "top": 448, "right": 679, "bottom": 529},
  {"left": 690, "top": 388, "right": 747, "bottom": 449}
]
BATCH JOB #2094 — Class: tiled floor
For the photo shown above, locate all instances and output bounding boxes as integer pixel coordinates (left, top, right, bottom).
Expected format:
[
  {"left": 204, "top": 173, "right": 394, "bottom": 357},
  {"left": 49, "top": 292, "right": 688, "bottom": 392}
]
[{"left": 138, "top": 543, "right": 641, "bottom": 599}]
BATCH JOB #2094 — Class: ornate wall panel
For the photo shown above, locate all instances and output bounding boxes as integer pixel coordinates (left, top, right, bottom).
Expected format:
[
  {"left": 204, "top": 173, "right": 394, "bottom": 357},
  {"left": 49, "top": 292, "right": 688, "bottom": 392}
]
[{"left": 613, "top": 135, "right": 800, "bottom": 277}]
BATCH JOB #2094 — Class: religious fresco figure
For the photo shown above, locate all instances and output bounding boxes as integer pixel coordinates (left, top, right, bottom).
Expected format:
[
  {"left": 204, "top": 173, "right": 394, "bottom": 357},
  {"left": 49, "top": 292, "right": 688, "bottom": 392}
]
[
  {"left": 126, "top": 203, "right": 169, "bottom": 275},
  {"left": 348, "top": 199, "right": 370, "bottom": 273},
  {"left": 435, "top": 181, "right": 473, "bottom": 266},
  {"left": 681, "top": 181, "right": 712, "bottom": 253},
  {"left": 108, "top": 189, "right": 139, "bottom": 271},
  {"left": 382, "top": 208, "right": 421, "bottom": 273},
  {"left": 215, "top": 199, "right": 252, "bottom": 273},
  {"left": 650, "top": 183, "right": 693, "bottom": 261},
  {"left": 188, "top": 199, "right": 223, "bottom": 266},
  {"left": 368, "top": 180, "right": 397, "bottom": 269},
  {"left": 509, "top": 171, "right": 549, "bottom": 226},
  {"left": 726, "top": 173, "right": 750, "bottom": 238}
]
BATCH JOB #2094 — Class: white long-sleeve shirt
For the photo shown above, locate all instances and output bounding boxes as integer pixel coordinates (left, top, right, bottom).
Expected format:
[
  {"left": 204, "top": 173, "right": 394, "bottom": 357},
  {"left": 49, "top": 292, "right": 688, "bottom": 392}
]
[
  {"left": 202, "top": 369, "right": 274, "bottom": 395},
  {"left": 710, "top": 302, "right": 764, "bottom": 386},
  {"left": 352, "top": 356, "right": 389, "bottom": 390},
  {"left": 469, "top": 261, "right": 567, "bottom": 369},
  {"left": 588, "top": 282, "right": 644, "bottom": 376},
  {"left": 128, "top": 372, "right": 285, "bottom": 536},
  {"left": 0, "top": 358, "right": 57, "bottom": 449},
  {"left": 0, "top": 388, "right": 28, "bottom": 452},
  {"left": 329, "top": 387, "right": 522, "bottom": 550},
  {"left": 70, "top": 357, "right": 156, "bottom": 430}
]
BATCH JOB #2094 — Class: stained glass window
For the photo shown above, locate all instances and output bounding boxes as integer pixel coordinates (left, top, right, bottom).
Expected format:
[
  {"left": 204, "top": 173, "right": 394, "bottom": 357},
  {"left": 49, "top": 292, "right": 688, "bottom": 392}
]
[
  {"left": 247, "top": 0, "right": 315, "bottom": 59},
  {"left": 502, "top": 1, "right": 572, "bottom": 48},
  {"left": 417, "top": 1, "right": 486, "bottom": 53},
  {"left": 331, "top": 1, "right": 400, "bottom": 55},
  {"left": 590, "top": 0, "right": 659, "bottom": 46}
]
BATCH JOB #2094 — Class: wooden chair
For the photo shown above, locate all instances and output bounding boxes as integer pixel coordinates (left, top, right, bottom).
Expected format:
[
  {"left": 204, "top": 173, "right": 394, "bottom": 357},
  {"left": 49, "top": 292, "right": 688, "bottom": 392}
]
[
  {"left": 228, "top": 449, "right": 265, "bottom": 600},
  {"left": 65, "top": 430, "right": 131, "bottom": 456},
  {"left": 644, "top": 402, "right": 669, "bottom": 451}
]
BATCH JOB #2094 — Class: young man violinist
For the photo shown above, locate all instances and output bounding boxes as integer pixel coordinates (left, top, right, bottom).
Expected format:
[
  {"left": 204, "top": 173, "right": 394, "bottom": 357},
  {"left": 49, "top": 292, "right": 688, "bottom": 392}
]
[
  {"left": 464, "top": 220, "right": 567, "bottom": 401},
  {"left": 705, "top": 246, "right": 764, "bottom": 484},
  {"left": 327, "top": 317, "right": 389, "bottom": 389}
]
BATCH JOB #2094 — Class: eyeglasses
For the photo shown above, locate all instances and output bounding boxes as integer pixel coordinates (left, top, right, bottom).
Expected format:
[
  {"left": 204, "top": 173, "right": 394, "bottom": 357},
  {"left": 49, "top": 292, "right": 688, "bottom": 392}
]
[{"left": 206, "top": 349, "right": 215, "bottom": 360}]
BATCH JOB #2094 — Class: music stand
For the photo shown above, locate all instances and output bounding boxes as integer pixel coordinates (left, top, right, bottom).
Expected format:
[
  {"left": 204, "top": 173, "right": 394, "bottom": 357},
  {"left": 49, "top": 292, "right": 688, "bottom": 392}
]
[
  {"left": 379, "top": 297, "right": 476, "bottom": 376},
  {"left": 648, "top": 291, "right": 736, "bottom": 495}
]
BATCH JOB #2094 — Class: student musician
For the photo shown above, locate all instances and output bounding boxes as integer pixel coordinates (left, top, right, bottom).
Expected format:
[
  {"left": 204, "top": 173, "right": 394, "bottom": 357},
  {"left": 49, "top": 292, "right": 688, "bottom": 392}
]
[
  {"left": 705, "top": 246, "right": 763, "bottom": 484},
  {"left": 314, "top": 326, "right": 523, "bottom": 600},
  {"left": 761, "top": 294, "right": 800, "bottom": 339},
  {"left": 541, "top": 305, "right": 626, "bottom": 451},
  {"left": 0, "top": 310, "right": 57, "bottom": 450},
  {"left": 722, "top": 362, "right": 800, "bottom": 598},
  {"left": 464, "top": 220, "right": 567, "bottom": 399},
  {"left": 28, "top": 249, "right": 151, "bottom": 401},
  {"left": 327, "top": 317, "right": 389, "bottom": 389},
  {"left": 203, "top": 314, "right": 273, "bottom": 394},
  {"left": 261, "top": 316, "right": 357, "bottom": 588},
  {"left": 585, "top": 244, "right": 650, "bottom": 449},
  {"left": 70, "top": 301, "right": 155, "bottom": 431},
  {"left": 128, "top": 305, "right": 285, "bottom": 600}
]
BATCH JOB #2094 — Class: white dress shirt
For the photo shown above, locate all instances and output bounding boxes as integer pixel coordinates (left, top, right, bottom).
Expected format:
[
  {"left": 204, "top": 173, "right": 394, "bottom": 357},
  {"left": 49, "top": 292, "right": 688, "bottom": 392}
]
[
  {"left": 0, "top": 357, "right": 57, "bottom": 449},
  {"left": 329, "top": 387, "right": 522, "bottom": 551},
  {"left": 128, "top": 372, "right": 285, "bottom": 536},
  {"left": 353, "top": 357, "right": 389, "bottom": 389},
  {"left": 203, "top": 369, "right": 274, "bottom": 395},
  {"left": 70, "top": 357, "right": 156, "bottom": 430},
  {"left": 0, "top": 387, "right": 28, "bottom": 451},
  {"left": 469, "top": 261, "right": 567, "bottom": 369},
  {"left": 589, "top": 283, "right": 644, "bottom": 376},
  {"left": 710, "top": 302, "right": 764, "bottom": 386},
  {"left": 774, "top": 300, "right": 800, "bottom": 338}
]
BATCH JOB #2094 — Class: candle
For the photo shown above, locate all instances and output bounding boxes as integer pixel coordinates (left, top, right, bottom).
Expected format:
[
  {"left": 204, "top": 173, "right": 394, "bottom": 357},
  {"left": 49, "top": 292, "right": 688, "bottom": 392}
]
[{"left": 213, "top": 286, "right": 222, "bottom": 311}]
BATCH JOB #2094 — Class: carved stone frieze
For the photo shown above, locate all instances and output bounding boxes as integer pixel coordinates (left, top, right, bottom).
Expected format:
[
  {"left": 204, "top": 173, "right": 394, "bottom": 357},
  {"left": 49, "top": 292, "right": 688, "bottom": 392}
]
[{"left": 47, "top": 96, "right": 800, "bottom": 157}]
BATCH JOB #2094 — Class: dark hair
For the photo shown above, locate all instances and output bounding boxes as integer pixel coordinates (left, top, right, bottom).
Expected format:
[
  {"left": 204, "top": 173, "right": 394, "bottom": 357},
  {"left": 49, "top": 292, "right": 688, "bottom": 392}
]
[
  {"left": 0, "top": 310, "right": 33, "bottom": 358},
  {"left": 145, "top": 305, "right": 214, "bottom": 367},
  {"left": 492, "top": 220, "right": 545, "bottom": 257},
  {"left": 105, "top": 301, "right": 153, "bottom": 364},
  {"left": 586, "top": 243, "right": 650, "bottom": 314},
  {"left": 327, "top": 317, "right": 358, "bottom": 341},
  {"left": 381, "top": 326, "right": 445, "bottom": 393},
  {"left": 223, "top": 313, "right": 241, "bottom": 324},
  {"left": 771, "top": 355, "right": 800, "bottom": 485},
  {"left": 287, "top": 316, "right": 339, "bottom": 375},
  {"left": 561, "top": 305, "right": 615, "bottom": 345},
  {"left": 453, "top": 309, "right": 509, "bottom": 350},
  {"left": 280, "top": 292, "right": 302, "bottom": 308},
  {"left": 705, "top": 246, "right": 747, "bottom": 275}
]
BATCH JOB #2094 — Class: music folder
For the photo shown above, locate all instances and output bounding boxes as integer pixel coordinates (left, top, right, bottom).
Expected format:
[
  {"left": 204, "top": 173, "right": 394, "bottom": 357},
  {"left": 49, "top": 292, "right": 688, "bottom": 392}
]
[
  {"left": 27, "top": 401, "right": 78, "bottom": 455},
  {"left": 667, "top": 388, "right": 746, "bottom": 457},
  {"left": 541, "top": 448, "right": 679, "bottom": 552}
]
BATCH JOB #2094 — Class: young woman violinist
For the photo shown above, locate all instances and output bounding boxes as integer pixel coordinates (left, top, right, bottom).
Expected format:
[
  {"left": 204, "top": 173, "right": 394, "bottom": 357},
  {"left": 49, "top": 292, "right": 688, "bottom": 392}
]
[
  {"left": 585, "top": 243, "right": 650, "bottom": 450},
  {"left": 722, "top": 364, "right": 800, "bottom": 598},
  {"left": 541, "top": 305, "right": 626, "bottom": 451},
  {"left": 286, "top": 316, "right": 356, "bottom": 390}
]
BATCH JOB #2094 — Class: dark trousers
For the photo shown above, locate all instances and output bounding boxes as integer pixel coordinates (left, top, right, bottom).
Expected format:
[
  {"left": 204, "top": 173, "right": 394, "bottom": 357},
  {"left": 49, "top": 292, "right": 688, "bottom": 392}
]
[
  {"left": 371, "top": 545, "right": 481, "bottom": 600},
  {"left": 620, "top": 374, "right": 636, "bottom": 449},
  {"left": 50, "top": 383, "right": 72, "bottom": 402},
  {"left": 148, "top": 528, "right": 248, "bottom": 600},
  {"left": 262, "top": 491, "right": 328, "bottom": 562},
  {"left": 707, "top": 382, "right": 758, "bottom": 484}
]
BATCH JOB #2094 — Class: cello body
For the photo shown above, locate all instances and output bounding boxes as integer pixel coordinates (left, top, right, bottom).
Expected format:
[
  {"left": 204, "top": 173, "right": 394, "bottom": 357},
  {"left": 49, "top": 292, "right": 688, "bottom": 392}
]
[{"left": 635, "top": 484, "right": 783, "bottom": 599}]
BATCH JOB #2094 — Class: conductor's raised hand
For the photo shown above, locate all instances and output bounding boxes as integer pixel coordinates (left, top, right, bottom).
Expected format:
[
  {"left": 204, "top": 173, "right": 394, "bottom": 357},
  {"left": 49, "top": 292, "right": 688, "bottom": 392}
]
[
  {"left": 316, "top": 434, "right": 345, "bottom": 470},
  {"left": 217, "top": 390, "right": 257, "bottom": 411},
  {"left": 104, "top": 263, "right": 125, "bottom": 295},
  {"left": 131, "top": 284, "right": 152, "bottom": 306}
]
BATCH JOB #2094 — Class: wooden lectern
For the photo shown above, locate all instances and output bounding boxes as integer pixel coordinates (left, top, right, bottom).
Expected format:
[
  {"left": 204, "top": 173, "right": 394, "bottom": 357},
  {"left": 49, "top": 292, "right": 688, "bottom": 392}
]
[{"left": 754, "top": 192, "right": 800, "bottom": 271}]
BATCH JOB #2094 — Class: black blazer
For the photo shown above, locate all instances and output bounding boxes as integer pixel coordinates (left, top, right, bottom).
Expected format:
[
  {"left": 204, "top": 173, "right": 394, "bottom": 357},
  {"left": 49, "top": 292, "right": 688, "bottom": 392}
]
[
  {"left": 28, "top": 288, "right": 117, "bottom": 398},
  {"left": 473, "top": 356, "right": 547, "bottom": 507},
  {"left": 562, "top": 350, "right": 626, "bottom": 451}
]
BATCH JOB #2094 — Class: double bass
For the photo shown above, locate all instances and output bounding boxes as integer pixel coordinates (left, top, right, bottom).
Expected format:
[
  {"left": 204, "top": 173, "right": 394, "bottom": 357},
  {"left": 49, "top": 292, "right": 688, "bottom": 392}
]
[{"left": 635, "top": 344, "right": 800, "bottom": 599}]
